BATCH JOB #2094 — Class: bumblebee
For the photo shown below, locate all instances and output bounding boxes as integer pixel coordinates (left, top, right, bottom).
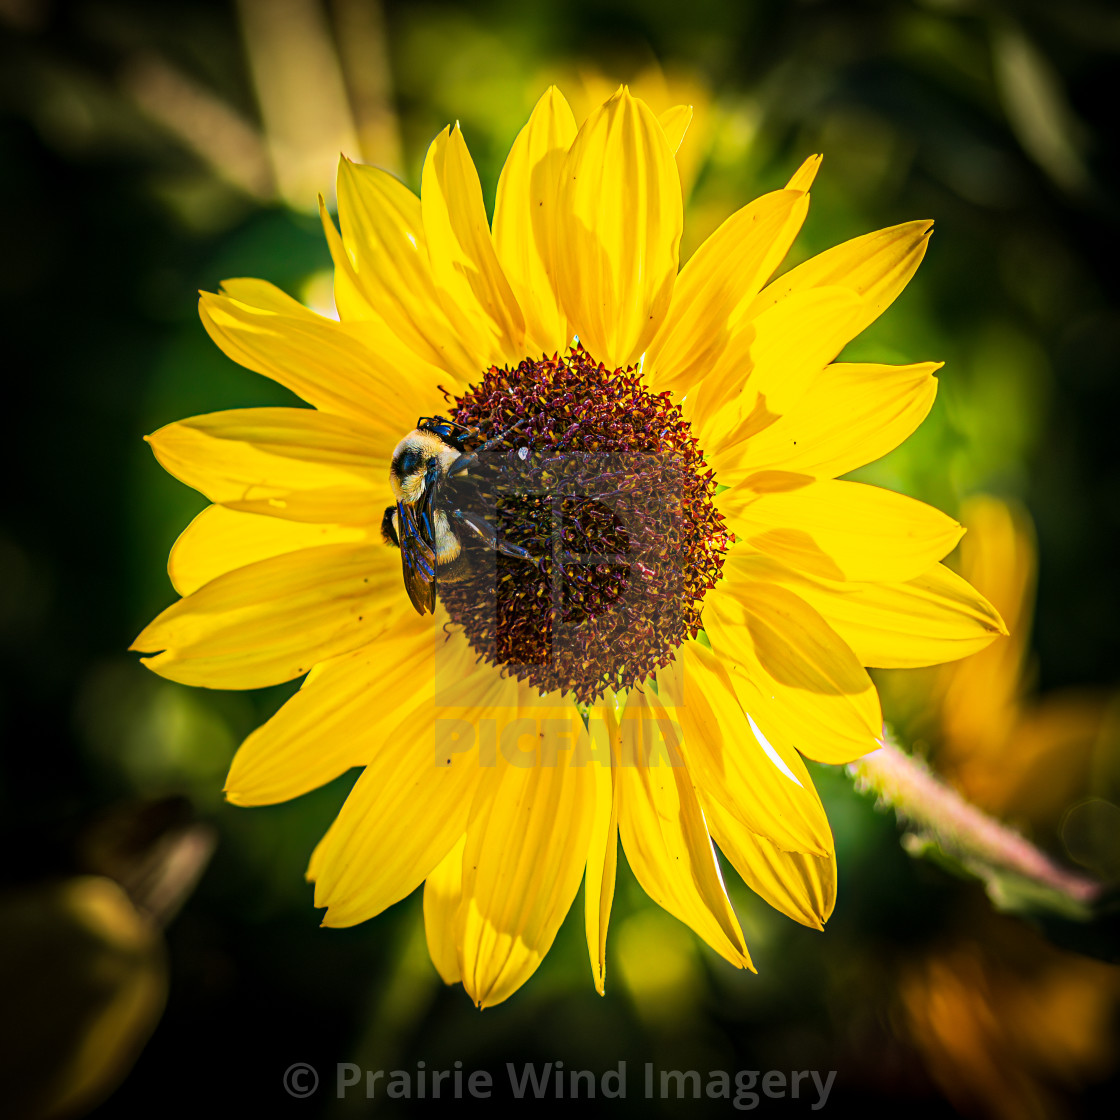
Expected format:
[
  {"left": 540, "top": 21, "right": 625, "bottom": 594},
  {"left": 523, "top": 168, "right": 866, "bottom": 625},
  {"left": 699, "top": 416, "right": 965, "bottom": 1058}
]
[{"left": 381, "top": 415, "right": 531, "bottom": 614}]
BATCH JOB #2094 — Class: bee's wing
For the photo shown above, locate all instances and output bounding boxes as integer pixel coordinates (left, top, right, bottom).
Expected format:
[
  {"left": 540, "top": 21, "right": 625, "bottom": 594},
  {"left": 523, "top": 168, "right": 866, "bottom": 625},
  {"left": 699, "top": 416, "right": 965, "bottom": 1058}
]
[{"left": 396, "top": 498, "right": 437, "bottom": 615}]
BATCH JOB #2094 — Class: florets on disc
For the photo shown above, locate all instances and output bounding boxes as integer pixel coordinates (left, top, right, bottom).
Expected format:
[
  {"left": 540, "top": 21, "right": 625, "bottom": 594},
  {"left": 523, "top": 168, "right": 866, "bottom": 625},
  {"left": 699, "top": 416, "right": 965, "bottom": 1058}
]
[{"left": 439, "top": 348, "right": 729, "bottom": 703}]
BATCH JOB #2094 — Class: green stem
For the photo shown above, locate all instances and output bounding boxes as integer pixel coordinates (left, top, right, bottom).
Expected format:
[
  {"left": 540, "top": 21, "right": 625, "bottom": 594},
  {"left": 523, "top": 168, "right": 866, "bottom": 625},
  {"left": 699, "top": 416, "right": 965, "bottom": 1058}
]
[{"left": 849, "top": 736, "right": 1102, "bottom": 910}]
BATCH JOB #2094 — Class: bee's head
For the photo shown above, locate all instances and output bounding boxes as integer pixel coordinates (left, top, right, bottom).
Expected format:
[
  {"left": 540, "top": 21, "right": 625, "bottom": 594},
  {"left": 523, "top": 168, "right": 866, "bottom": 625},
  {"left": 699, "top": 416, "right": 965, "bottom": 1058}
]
[
  {"left": 389, "top": 430, "right": 458, "bottom": 503},
  {"left": 418, "top": 415, "right": 470, "bottom": 448}
]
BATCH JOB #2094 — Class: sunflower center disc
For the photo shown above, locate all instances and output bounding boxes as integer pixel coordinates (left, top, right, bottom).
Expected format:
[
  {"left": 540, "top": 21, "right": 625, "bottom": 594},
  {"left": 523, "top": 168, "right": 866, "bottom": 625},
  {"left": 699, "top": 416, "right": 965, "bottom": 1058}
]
[{"left": 440, "top": 347, "right": 730, "bottom": 703}]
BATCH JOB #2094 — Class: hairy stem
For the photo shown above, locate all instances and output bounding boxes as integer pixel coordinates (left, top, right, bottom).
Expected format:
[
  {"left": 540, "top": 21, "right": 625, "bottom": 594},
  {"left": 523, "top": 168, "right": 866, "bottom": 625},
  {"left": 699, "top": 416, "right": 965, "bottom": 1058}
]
[{"left": 849, "top": 736, "right": 1102, "bottom": 908}]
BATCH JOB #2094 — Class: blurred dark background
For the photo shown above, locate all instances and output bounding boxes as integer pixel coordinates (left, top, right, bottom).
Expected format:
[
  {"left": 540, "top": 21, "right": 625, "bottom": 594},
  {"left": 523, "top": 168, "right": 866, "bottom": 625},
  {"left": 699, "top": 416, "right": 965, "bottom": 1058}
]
[{"left": 2, "top": 0, "right": 1119, "bottom": 1116}]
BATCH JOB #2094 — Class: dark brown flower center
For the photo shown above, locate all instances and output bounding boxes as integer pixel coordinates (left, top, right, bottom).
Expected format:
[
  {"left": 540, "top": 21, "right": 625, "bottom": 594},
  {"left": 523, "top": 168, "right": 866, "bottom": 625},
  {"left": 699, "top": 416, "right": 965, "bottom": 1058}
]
[{"left": 440, "top": 347, "right": 729, "bottom": 703}]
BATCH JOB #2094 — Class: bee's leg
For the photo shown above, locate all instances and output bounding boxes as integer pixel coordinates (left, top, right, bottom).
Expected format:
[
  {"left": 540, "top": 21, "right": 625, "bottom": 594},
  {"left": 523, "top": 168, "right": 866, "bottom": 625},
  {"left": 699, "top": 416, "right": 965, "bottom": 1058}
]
[
  {"left": 446, "top": 452, "right": 476, "bottom": 479},
  {"left": 380, "top": 505, "right": 400, "bottom": 547},
  {"left": 497, "top": 538, "right": 533, "bottom": 561},
  {"left": 447, "top": 419, "right": 527, "bottom": 478},
  {"left": 486, "top": 416, "right": 527, "bottom": 448},
  {"left": 450, "top": 509, "right": 532, "bottom": 561}
]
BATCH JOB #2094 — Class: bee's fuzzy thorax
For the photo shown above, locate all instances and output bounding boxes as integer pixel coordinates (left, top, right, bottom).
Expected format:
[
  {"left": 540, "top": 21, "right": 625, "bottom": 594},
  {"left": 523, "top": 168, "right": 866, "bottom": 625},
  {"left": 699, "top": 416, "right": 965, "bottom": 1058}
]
[{"left": 389, "top": 430, "right": 459, "bottom": 503}]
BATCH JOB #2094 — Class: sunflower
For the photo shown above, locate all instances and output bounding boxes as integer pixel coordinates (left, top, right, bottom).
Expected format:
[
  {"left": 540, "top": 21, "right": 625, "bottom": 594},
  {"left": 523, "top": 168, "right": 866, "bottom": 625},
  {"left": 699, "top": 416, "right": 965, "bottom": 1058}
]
[{"left": 132, "top": 86, "right": 1006, "bottom": 1008}]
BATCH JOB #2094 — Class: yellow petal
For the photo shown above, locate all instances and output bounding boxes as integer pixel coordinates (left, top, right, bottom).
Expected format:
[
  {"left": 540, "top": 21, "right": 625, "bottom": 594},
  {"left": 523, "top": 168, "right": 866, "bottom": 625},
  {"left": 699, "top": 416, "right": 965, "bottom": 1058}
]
[
  {"left": 457, "top": 703, "right": 595, "bottom": 1008},
  {"left": 699, "top": 215, "right": 932, "bottom": 450},
  {"left": 702, "top": 796, "right": 836, "bottom": 929},
  {"left": 569, "top": 72, "right": 704, "bottom": 196},
  {"left": 657, "top": 103, "right": 693, "bottom": 153},
  {"left": 223, "top": 618, "right": 434, "bottom": 805},
  {"left": 555, "top": 86, "right": 682, "bottom": 368},
  {"left": 169, "top": 505, "right": 367, "bottom": 596},
  {"left": 222, "top": 489, "right": 388, "bottom": 524},
  {"left": 318, "top": 193, "right": 383, "bottom": 325},
  {"left": 718, "top": 361, "right": 940, "bottom": 481},
  {"left": 492, "top": 86, "right": 577, "bottom": 356},
  {"left": 719, "top": 478, "right": 964, "bottom": 583},
  {"left": 216, "top": 277, "right": 321, "bottom": 317},
  {"left": 584, "top": 697, "right": 621, "bottom": 995},
  {"left": 615, "top": 687, "right": 753, "bottom": 969},
  {"left": 645, "top": 188, "right": 810, "bottom": 393},
  {"left": 314, "top": 651, "right": 520, "bottom": 927},
  {"left": 131, "top": 544, "right": 405, "bottom": 689},
  {"left": 706, "top": 580, "right": 882, "bottom": 765},
  {"left": 334, "top": 158, "right": 479, "bottom": 383},
  {"left": 675, "top": 643, "right": 834, "bottom": 854},
  {"left": 684, "top": 371, "right": 779, "bottom": 457},
  {"left": 306, "top": 822, "right": 333, "bottom": 884},
  {"left": 421, "top": 126, "right": 526, "bottom": 366},
  {"left": 199, "top": 286, "right": 446, "bottom": 428},
  {"left": 316, "top": 754, "right": 481, "bottom": 930},
  {"left": 146, "top": 407, "right": 387, "bottom": 511},
  {"left": 744, "top": 219, "right": 933, "bottom": 340},
  {"left": 724, "top": 552, "right": 1007, "bottom": 668},
  {"left": 785, "top": 153, "right": 822, "bottom": 192},
  {"left": 705, "top": 287, "right": 867, "bottom": 455},
  {"left": 424, "top": 835, "right": 466, "bottom": 985}
]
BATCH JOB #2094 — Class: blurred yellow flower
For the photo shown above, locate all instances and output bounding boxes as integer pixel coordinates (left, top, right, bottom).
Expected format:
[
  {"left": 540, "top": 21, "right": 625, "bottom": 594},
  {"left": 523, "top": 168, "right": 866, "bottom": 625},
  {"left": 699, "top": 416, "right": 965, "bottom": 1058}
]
[
  {"left": 892, "top": 495, "right": 1120, "bottom": 1118},
  {"left": 901, "top": 916, "right": 1118, "bottom": 1120},
  {"left": 933, "top": 496, "right": 1114, "bottom": 821},
  {"left": 132, "top": 86, "right": 1004, "bottom": 1007}
]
